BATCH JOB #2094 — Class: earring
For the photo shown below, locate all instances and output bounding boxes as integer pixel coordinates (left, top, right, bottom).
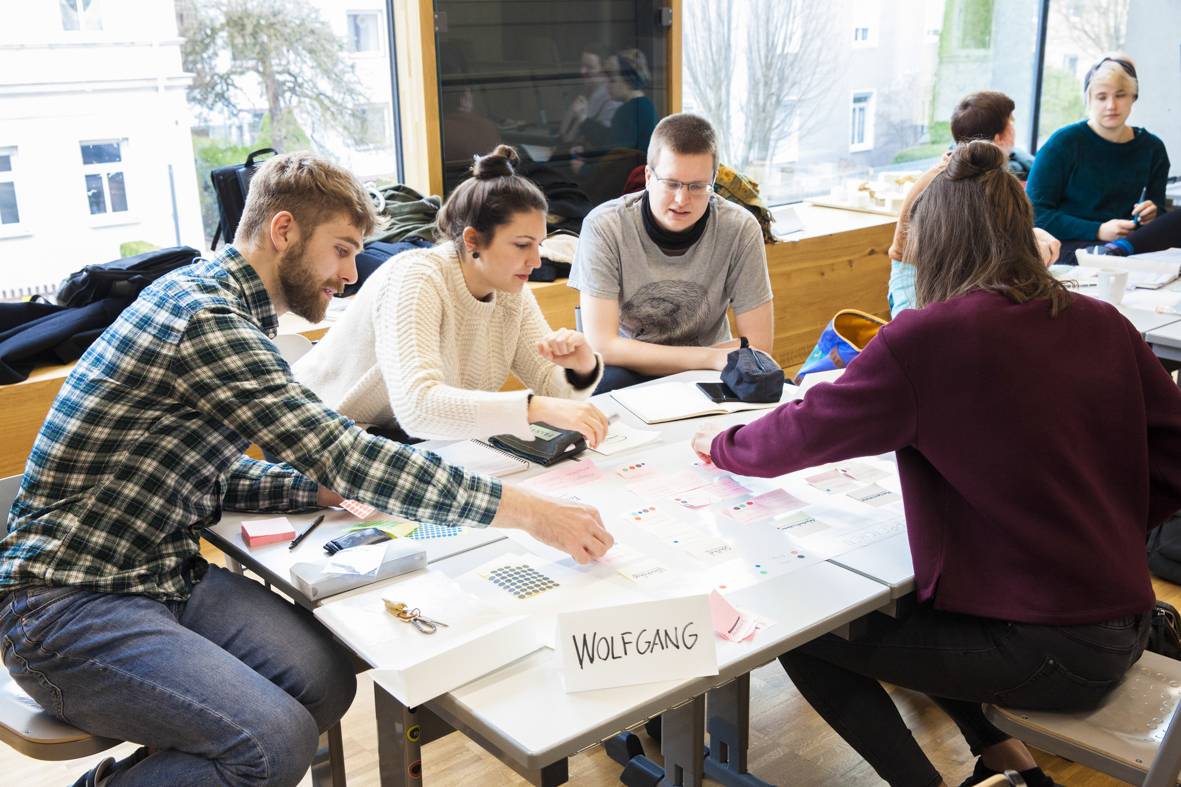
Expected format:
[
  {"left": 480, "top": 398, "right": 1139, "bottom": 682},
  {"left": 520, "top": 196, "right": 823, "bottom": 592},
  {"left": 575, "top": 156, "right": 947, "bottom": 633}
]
[{"left": 471, "top": 250, "right": 480, "bottom": 259}]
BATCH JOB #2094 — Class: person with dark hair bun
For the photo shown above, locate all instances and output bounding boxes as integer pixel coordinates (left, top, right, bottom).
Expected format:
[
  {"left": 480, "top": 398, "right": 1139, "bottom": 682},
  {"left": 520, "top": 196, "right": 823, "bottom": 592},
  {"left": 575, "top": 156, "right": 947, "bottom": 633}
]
[
  {"left": 693, "top": 140, "right": 1181, "bottom": 787},
  {"left": 296, "top": 145, "right": 610, "bottom": 446}
]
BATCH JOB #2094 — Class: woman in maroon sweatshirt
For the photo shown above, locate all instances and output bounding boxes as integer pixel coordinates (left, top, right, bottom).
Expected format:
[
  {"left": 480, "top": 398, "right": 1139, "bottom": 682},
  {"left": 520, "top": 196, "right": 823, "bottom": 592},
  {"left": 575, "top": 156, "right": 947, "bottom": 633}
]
[{"left": 693, "top": 140, "right": 1181, "bottom": 787}]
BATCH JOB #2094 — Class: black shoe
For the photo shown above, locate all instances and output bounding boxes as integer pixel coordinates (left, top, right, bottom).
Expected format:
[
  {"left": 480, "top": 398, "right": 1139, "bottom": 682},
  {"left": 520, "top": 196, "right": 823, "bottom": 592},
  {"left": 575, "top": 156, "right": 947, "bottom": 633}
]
[
  {"left": 957, "top": 757, "right": 1063, "bottom": 787},
  {"left": 69, "top": 746, "right": 151, "bottom": 787},
  {"left": 69, "top": 757, "right": 115, "bottom": 787}
]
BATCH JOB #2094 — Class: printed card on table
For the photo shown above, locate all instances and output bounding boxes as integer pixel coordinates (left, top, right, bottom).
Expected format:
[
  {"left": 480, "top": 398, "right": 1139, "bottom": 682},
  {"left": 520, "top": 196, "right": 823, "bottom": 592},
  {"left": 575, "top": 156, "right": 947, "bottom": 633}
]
[
  {"left": 720, "top": 489, "right": 807, "bottom": 523},
  {"left": 614, "top": 460, "right": 659, "bottom": 480},
  {"left": 846, "top": 483, "right": 903, "bottom": 507},
  {"left": 522, "top": 459, "right": 604, "bottom": 495}
]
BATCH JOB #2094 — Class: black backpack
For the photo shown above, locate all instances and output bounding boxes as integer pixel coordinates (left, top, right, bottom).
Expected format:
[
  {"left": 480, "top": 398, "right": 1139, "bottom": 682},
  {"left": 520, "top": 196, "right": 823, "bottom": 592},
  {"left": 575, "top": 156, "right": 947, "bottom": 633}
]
[
  {"left": 56, "top": 246, "right": 201, "bottom": 308},
  {"left": 209, "top": 148, "right": 276, "bottom": 248}
]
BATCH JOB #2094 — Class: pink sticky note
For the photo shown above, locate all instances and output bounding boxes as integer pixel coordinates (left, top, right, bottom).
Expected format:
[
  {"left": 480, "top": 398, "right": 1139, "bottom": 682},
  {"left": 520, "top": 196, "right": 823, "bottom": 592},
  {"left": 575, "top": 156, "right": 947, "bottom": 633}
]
[
  {"left": 709, "top": 589, "right": 759, "bottom": 642},
  {"left": 241, "top": 517, "right": 296, "bottom": 547},
  {"left": 340, "top": 499, "right": 378, "bottom": 519},
  {"left": 524, "top": 459, "right": 603, "bottom": 494},
  {"left": 629, "top": 469, "right": 711, "bottom": 499}
]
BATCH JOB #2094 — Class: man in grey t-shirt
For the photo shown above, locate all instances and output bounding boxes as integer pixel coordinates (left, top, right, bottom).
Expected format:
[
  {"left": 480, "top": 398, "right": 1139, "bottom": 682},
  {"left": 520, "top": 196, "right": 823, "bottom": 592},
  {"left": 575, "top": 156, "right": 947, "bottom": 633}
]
[{"left": 569, "top": 113, "right": 774, "bottom": 393}]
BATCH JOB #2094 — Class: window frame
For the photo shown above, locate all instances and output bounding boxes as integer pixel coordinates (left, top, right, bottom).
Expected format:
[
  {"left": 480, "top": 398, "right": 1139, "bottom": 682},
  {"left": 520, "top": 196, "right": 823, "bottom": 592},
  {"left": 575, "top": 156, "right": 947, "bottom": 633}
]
[
  {"left": 347, "top": 10, "right": 384, "bottom": 56},
  {"left": 60, "top": 0, "right": 103, "bottom": 32},
  {"left": 80, "top": 138, "right": 134, "bottom": 226},
  {"left": 0, "top": 147, "right": 27, "bottom": 238},
  {"left": 849, "top": 90, "right": 876, "bottom": 152}
]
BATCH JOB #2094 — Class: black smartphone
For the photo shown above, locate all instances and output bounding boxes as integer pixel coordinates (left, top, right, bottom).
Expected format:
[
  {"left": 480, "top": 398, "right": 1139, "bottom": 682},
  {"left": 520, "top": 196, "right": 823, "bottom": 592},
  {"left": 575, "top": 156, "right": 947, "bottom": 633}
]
[{"left": 696, "top": 381, "right": 743, "bottom": 404}]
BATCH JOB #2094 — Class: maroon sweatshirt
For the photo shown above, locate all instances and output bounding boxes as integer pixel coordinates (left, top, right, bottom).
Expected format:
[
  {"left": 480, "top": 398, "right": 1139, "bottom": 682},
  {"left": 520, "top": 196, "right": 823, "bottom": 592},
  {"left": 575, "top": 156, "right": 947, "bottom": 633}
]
[{"left": 712, "top": 290, "right": 1181, "bottom": 625}]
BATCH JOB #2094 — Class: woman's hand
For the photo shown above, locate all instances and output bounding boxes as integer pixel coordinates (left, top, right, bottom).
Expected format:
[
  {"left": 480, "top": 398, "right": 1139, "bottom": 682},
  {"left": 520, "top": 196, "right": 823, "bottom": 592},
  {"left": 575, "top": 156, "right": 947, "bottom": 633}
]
[
  {"left": 690, "top": 423, "right": 728, "bottom": 465},
  {"left": 537, "top": 328, "right": 597, "bottom": 376},
  {"left": 570, "top": 95, "right": 589, "bottom": 122},
  {"left": 528, "top": 396, "right": 609, "bottom": 448},
  {"left": 1098, "top": 219, "right": 1136, "bottom": 241},
  {"left": 1032, "top": 227, "right": 1060, "bottom": 267},
  {"left": 1133, "top": 200, "right": 1158, "bottom": 225}
]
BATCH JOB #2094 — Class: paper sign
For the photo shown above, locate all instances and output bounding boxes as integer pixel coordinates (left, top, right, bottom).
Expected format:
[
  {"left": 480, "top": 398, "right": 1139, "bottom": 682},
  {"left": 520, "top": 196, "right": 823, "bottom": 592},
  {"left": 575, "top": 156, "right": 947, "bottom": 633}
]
[
  {"left": 557, "top": 595, "right": 718, "bottom": 692},
  {"left": 621, "top": 504, "right": 678, "bottom": 527},
  {"left": 627, "top": 469, "right": 711, "bottom": 499},
  {"left": 615, "top": 460, "right": 658, "bottom": 480}
]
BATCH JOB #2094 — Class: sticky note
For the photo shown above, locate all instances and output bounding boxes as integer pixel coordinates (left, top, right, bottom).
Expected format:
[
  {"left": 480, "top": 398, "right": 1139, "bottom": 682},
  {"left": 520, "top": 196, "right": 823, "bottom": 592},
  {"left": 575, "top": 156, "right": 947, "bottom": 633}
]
[{"left": 241, "top": 517, "right": 296, "bottom": 547}]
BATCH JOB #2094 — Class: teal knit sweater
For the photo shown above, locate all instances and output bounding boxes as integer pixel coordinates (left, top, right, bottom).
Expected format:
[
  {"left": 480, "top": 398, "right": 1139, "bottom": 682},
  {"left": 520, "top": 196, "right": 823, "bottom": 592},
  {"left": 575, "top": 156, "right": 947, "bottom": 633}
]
[{"left": 1026, "top": 120, "right": 1170, "bottom": 242}]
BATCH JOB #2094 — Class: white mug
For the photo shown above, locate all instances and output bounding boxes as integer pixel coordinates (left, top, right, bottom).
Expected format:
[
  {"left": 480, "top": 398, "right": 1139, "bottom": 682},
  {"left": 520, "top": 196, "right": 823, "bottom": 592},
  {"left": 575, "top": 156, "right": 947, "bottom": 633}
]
[{"left": 1095, "top": 270, "right": 1129, "bottom": 305}]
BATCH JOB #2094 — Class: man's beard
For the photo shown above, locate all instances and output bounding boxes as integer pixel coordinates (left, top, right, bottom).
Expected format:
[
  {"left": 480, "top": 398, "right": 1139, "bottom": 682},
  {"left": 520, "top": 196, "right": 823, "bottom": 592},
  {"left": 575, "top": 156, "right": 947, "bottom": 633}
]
[{"left": 278, "top": 240, "right": 336, "bottom": 322}]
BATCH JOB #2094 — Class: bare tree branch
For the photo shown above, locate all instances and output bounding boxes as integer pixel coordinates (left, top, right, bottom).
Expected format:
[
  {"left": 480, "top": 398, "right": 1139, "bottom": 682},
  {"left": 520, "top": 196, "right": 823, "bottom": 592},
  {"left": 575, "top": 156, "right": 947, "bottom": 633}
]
[
  {"left": 683, "top": 0, "right": 736, "bottom": 164},
  {"left": 1052, "top": 0, "right": 1129, "bottom": 58}
]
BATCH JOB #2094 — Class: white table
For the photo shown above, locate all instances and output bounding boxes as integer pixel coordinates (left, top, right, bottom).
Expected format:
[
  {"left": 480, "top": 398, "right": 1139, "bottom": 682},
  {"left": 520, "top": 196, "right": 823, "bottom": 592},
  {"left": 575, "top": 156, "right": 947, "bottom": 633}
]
[
  {"left": 1146, "top": 320, "right": 1181, "bottom": 365},
  {"left": 206, "top": 371, "right": 907, "bottom": 786}
]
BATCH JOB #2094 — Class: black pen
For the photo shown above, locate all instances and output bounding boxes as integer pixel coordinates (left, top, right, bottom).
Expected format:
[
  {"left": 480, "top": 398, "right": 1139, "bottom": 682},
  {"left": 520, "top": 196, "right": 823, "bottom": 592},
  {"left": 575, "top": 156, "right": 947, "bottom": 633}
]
[{"left": 289, "top": 514, "right": 326, "bottom": 550}]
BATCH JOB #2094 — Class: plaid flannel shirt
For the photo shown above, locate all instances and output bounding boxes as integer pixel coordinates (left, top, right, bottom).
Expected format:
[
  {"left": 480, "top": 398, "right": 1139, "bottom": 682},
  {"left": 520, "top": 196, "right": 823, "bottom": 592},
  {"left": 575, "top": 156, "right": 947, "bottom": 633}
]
[{"left": 0, "top": 247, "right": 502, "bottom": 601}]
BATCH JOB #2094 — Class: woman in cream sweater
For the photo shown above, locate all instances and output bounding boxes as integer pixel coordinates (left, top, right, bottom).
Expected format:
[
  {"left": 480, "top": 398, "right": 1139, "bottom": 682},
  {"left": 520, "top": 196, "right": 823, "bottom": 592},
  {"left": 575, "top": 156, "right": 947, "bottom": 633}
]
[{"left": 294, "top": 145, "right": 609, "bottom": 446}]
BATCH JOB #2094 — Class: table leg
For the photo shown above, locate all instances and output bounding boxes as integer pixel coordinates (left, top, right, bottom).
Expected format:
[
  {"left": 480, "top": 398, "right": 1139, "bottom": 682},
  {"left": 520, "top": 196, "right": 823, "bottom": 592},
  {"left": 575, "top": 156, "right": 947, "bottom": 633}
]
[
  {"left": 310, "top": 723, "right": 347, "bottom": 787},
  {"left": 704, "top": 675, "right": 773, "bottom": 787},
  {"left": 374, "top": 683, "right": 448, "bottom": 786},
  {"left": 659, "top": 695, "right": 705, "bottom": 787}
]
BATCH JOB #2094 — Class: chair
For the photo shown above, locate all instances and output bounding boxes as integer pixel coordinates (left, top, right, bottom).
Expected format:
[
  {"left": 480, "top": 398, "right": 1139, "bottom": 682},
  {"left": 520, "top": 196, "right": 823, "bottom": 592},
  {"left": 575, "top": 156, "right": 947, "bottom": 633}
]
[
  {"left": 984, "top": 649, "right": 1181, "bottom": 786},
  {"left": 0, "top": 473, "right": 123, "bottom": 761}
]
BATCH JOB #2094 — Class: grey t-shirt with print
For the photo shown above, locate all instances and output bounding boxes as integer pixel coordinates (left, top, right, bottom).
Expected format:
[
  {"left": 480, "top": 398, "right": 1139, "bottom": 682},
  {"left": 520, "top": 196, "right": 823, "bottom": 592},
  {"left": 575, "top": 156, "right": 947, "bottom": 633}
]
[{"left": 568, "top": 193, "right": 772, "bottom": 346}]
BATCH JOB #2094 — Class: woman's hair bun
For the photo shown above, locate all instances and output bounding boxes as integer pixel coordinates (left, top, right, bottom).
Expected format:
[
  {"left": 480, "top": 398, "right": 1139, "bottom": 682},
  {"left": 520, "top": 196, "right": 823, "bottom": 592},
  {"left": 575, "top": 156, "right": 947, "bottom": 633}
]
[
  {"left": 471, "top": 145, "right": 520, "bottom": 179},
  {"left": 945, "top": 139, "right": 1006, "bottom": 181}
]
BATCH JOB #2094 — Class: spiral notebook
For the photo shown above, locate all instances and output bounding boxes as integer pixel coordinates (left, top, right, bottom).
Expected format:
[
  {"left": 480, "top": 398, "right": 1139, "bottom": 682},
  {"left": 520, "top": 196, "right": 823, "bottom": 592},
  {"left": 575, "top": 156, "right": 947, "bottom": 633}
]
[{"left": 431, "top": 439, "right": 529, "bottom": 477}]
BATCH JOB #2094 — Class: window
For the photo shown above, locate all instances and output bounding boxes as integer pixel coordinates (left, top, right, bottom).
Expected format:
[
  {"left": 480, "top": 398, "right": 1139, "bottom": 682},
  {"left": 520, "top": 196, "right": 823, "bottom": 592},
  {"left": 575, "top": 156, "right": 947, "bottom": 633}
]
[
  {"left": 850, "top": 92, "right": 875, "bottom": 151},
  {"left": 851, "top": 0, "right": 879, "bottom": 47},
  {"left": 80, "top": 140, "right": 128, "bottom": 216},
  {"left": 353, "top": 104, "right": 389, "bottom": 148},
  {"left": 0, "top": 149, "right": 21, "bottom": 227},
  {"left": 347, "top": 11, "right": 380, "bottom": 54},
  {"left": 60, "top": 0, "right": 102, "bottom": 32},
  {"left": 683, "top": 0, "right": 1040, "bottom": 206},
  {"left": 955, "top": 0, "right": 994, "bottom": 50}
]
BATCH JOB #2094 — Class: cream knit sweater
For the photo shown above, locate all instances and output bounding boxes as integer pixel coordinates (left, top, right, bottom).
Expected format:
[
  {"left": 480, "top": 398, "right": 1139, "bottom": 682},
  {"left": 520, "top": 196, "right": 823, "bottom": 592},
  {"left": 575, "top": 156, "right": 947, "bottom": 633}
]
[{"left": 293, "top": 244, "right": 602, "bottom": 440}]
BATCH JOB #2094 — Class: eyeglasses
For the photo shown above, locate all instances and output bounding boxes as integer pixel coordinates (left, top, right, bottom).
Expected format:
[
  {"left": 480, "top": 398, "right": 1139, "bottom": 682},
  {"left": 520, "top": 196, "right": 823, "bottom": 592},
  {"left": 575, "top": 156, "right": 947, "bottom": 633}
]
[{"left": 649, "top": 171, "right": 715, "bottom": 197}]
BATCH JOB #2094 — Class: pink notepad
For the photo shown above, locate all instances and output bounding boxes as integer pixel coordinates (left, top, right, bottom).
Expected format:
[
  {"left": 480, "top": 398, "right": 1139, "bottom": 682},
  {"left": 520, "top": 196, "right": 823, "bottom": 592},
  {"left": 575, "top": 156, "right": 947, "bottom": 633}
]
[{"left": 241, "top": 517, "right": 296, "bottom": 547}]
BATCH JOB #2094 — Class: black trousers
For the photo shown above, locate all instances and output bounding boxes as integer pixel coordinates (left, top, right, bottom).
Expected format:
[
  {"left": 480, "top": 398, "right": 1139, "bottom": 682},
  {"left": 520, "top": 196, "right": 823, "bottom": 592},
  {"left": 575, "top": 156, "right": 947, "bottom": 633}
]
[
  {"left": 592, "top": 364, "right": 658, "bottom": 395},
  {"left": 780, "top": 603, "right": 1151, "bottom": 787}
]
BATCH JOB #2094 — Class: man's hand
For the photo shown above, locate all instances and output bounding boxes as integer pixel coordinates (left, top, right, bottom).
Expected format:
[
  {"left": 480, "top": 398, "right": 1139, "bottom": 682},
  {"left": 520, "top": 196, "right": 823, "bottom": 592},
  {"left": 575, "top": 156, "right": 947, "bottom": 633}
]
[
  {"left": 1098, "top": 219, "right": 1135, "bottom": 242},
  {"left": 537, "top": 328, "right": 597, "bottom": 376},
  {"left": 528, "top": 396, "right": 609, "bottom": 447},
  {"left": 1032, "top": 227, "right": 1060, "bottom": 267},
  {"left": 492, "top": 485, "right": 613, "bottom": 564},
  {"left": 317, "top": 486, "right": 343, "bottom": 507},
  {"left": 690, "top": 423, "right": 729, "bottom": 464}
]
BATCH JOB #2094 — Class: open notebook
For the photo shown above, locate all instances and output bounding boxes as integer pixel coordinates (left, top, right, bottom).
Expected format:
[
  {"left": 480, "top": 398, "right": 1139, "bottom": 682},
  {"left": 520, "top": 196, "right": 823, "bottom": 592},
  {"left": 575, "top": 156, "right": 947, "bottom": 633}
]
[
  {"left": 611, "top": 381, "right": 792, "bottom": 424},
  {"left": 430, "top": 440, "right": 529, "bottom": 477},
  {"left": 1073, "top": 248, "right": 1181, "bottom": 290}
]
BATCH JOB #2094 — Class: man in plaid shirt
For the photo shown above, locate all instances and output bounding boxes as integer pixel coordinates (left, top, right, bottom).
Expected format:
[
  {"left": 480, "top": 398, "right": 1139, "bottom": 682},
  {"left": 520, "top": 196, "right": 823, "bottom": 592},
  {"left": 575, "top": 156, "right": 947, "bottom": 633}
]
[{"left": 0, "top": 153, "right": 612, "bottom": 786}]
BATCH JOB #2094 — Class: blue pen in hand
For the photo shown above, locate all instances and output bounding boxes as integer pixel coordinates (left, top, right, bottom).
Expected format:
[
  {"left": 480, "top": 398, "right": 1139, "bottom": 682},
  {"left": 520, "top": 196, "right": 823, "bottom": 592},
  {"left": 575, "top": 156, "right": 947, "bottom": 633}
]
[{"left": 1133, "top": 186, "right": 1148, "bottom": 227}]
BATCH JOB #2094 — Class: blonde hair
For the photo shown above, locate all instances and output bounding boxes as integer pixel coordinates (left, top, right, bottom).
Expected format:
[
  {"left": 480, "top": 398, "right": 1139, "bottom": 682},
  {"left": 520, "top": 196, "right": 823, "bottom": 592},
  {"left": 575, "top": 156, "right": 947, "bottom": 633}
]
[
  {"left": 235, "top": 152, "right": 379, "bottom": 246},
  {"left": 1085, "top": 56, "right": 1139, "bottom": 103}
]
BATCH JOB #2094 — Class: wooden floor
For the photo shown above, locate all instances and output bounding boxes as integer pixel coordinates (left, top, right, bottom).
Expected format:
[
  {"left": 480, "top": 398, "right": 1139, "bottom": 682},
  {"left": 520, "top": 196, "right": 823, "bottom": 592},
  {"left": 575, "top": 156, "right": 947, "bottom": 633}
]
[{"left": 5, "top": 554, "right": 1178, "bottom": 786}]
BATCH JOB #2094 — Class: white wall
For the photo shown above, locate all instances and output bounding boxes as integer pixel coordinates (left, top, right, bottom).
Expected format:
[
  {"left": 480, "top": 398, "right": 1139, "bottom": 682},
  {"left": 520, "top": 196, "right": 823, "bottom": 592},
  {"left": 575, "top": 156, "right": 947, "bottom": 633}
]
[
  {"left": 1125, "top": 0, "right": 1180, "bottom": 179},
  {"left": 0, "top": 0, "right": 204, "bottom": 294}
]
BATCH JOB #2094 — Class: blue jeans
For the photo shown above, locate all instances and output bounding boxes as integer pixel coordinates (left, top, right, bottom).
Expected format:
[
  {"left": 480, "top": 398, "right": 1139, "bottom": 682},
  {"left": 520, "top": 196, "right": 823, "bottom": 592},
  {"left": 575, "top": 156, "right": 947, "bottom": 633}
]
[
  {"left": 593, "top": 364, "right": 658, "bottom": 395},
  {"left": 0, "top": 564, "right": 357, "bottom": 786}
]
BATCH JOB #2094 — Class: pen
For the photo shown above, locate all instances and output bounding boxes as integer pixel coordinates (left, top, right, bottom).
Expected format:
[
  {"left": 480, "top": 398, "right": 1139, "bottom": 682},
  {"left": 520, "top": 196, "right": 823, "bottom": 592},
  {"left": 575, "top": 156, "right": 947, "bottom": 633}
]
[
  {"left": 1133, "top": 186, "right": 1147, "bottom": 226},
  {"left": 289, "top": 514, "right": 326, "bottom": 550}
]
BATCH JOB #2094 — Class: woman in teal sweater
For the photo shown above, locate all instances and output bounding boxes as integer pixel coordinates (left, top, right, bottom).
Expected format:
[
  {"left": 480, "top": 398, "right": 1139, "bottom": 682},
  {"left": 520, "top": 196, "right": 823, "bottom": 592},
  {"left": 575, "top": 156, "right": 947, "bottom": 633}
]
[{"left": 1027, "top": 55, "right": 1178, "bottom": 264}]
